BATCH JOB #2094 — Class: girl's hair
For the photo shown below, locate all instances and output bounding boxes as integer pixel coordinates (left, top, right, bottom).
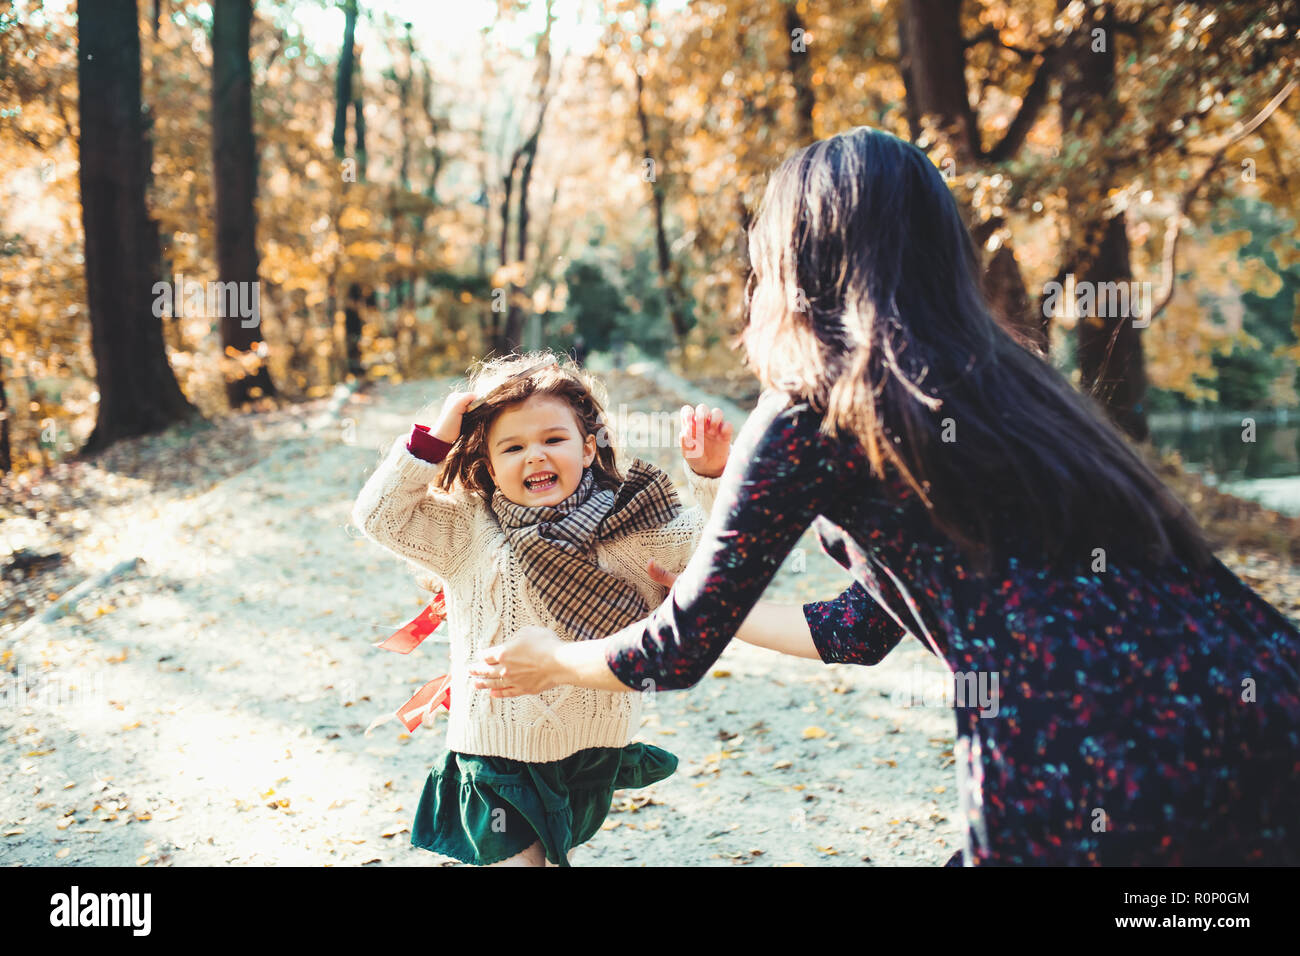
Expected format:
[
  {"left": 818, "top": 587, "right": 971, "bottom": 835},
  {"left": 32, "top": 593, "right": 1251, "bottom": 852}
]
[
  {"left": 740, "top": 125, "right": 1212, "bottom": 574},
  {"left": 414, "top": 351, "right": 622, "bottom": 593}
]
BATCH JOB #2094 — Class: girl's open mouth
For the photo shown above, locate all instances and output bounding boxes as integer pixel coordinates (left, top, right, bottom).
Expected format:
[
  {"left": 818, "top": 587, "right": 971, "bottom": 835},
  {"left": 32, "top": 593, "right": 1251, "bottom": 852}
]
[{"left": 524, "top": 472, "right": 558, "bottom": 492}]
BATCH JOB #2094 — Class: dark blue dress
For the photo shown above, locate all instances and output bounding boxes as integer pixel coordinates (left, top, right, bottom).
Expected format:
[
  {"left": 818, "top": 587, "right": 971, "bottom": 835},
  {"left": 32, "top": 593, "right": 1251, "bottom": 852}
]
[{"left": 602, "top": 389, "right": 1300, "bottom": 864}]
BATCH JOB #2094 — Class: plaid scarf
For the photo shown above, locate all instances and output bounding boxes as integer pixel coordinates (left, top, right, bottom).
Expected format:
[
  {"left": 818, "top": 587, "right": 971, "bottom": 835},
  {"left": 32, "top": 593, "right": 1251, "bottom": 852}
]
[{"left": 488, "top": 458, "right": 682, "bottom": 641}]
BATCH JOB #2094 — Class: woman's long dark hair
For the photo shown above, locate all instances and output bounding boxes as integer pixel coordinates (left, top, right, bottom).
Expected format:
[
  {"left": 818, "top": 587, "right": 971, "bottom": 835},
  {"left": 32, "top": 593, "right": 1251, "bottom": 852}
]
[{"left": 740, "top": 126, "right": 1212, "bottom": 574}]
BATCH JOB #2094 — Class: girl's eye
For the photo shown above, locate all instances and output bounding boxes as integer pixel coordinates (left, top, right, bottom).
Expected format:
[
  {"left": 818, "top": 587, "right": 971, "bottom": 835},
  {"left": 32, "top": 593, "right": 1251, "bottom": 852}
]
[{"left": 503, "top": 437, "right": 565, "bottom": 452}]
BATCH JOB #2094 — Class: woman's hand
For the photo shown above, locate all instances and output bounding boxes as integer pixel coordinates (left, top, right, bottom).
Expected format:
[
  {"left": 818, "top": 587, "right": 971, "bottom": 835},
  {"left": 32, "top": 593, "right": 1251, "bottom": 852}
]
[
  {"left": 680, "top": 403, "right": 732, "bottom": 478},
  {"left": 469, "top": 626, "right": 566, "bottom": 698}
]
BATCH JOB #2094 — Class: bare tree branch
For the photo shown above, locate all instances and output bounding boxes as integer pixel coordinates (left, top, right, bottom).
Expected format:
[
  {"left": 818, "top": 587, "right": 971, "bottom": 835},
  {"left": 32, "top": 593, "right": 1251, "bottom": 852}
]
[
  {"left": 983, "top": 45, "right": 1059, "bottom": 163},
  {"left": 1147, "top": 78, "right": 1298, "bottom": 322}
]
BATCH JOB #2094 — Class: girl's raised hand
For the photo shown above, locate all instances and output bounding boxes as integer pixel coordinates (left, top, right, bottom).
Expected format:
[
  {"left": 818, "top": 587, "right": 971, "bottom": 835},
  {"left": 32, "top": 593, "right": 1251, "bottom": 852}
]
[
  {"left": 680, "top": 403, "right": 732, "bottom": 478},
  {"left": 432, "top": 391, "right": 477, "bottom": 443}
]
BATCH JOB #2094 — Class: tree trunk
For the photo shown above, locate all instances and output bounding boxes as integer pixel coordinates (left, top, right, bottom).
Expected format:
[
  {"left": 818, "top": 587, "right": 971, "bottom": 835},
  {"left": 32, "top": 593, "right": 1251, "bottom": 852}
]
[
  {"left": 897, "top": 0, "right": 1041, "bottom": 351},
  {"left": 494, "top": 0, "right": 556, "bottom": 355},
  {"left": 1074, "top": 214, "right": 1148, "bottom": 440},
  {"left": 330, "top": 0, "right": 362, "bottom": 380},
  {"left": 784, "top": 2, "right": 815, "bottom": 146},
  {"left": 0, "top": 357, "right": 11, "bottom": 473},
  {"left": 344, "top": 283, "right": 364, "bottom": 376},
  {"left": 78, "top": 0, "right": 199, "bottom": 456},
  {"left": 1060, "top": 3, "right": 1148, "bottom": 440},
  {"left": 332, "top": 0, "right": 357, "bottom": 160},
  {"left": 635, "top": 52, "right": 689, "bottom": 341},
  {"left": 352, "top": 45, "right": 367, "bottom": 182},
  {"left": 213, "top": 0, "right": 274, "bottom": 407}
]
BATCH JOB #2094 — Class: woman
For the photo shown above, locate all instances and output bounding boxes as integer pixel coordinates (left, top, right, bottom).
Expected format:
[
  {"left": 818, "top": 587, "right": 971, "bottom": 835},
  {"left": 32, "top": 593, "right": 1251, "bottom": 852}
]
[{"left": 469, "top": 126, "right": 1300, "bottom": 865}]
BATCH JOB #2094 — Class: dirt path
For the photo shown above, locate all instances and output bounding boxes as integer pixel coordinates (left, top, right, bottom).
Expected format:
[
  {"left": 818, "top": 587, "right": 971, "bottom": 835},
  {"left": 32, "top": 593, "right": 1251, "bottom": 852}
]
[{"left": 0, "top": 368, "right": 969, "bottom": 866}]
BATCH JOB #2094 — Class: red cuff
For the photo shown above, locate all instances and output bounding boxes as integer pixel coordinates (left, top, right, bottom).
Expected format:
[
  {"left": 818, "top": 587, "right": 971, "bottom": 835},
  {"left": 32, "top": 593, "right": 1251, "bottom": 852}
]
[{"left": 407, "top": 423, "right": 452, "bottom": 463}]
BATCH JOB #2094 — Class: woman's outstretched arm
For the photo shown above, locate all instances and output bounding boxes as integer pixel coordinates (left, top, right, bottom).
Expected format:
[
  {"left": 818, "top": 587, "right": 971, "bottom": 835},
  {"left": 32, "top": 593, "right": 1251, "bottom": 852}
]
[
  {"left": 646, "top": 559, "right": 907, "bottom": 664},
  {"left": 645, "top": 558, "right": 820, "bottom": 659},
  {"left": 596, "top": 390, "right": 855, "bottom": 689},
  {"left": 473, "top": 592, "right": 822, "bottom": 697}
]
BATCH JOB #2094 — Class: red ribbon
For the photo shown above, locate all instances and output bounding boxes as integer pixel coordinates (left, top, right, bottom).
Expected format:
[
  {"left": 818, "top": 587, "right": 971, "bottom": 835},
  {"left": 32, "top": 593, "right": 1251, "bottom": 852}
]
[
  {"left": 394, "top": 673, "right": 452, "bottom": 732},
  {"left": 366, "top": 595, "right": 452, "bottom": 735},
  {"left": 374, "top": 592, "right": 446, "bottom": 654}
]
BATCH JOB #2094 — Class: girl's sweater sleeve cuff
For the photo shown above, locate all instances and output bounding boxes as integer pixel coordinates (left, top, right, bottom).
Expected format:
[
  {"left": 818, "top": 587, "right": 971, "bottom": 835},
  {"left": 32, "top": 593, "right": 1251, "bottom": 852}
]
[
  {"left": 407, "top": 423, "right": 452, "bottom": 463},
  {"left": 683, "top": 466, "right": 722, "bottom": 511}
]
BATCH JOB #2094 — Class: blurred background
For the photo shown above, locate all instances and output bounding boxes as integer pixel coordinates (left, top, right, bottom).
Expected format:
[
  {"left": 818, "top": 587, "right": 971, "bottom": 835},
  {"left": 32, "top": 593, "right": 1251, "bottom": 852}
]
[{"left": 2, "top": 0, "right": 1299, "bottom": 495}]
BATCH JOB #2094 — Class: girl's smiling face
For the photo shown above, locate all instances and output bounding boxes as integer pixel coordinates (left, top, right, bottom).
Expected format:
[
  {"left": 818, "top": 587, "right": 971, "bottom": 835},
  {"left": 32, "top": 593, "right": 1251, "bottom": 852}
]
[{"left": 485, "top": 394, "right": 597, "bottom": 506}]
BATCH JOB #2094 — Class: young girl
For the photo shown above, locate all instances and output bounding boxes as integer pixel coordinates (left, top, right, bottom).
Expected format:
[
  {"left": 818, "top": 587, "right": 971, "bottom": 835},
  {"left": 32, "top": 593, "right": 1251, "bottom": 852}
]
[{"left": 351, "top": 352, "right": 732, "bottom": 866}]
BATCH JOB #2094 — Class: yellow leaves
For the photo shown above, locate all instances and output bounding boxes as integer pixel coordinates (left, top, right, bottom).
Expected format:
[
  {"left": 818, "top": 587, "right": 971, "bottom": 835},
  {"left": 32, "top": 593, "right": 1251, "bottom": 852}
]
[
  {"left": 710, "top": 669, "right": 731, "bottom": 678},
  {"left": 337, "top": 207, "right": 372, "bottom": 231},
  {"left": 1269, "top": 235, "right": 1300, "bottom": 271},
  {"left": 344, "top": 240, "right": 386, "bottom": 261},
  {"left": 1237, "top": 255, "right": 1284, "bottom": 299},
  {"left": 801, "top": 726, "right": 827, "bottom": 739},
  {"left": 490, "top": 262, "right": 528, "bottom": 287}
]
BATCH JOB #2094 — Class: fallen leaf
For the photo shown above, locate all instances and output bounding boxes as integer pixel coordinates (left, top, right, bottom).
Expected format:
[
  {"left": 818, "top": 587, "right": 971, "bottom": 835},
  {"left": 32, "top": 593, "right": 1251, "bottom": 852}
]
[{"left": 802, "top": 726, "right": 827, "bottom": 739}]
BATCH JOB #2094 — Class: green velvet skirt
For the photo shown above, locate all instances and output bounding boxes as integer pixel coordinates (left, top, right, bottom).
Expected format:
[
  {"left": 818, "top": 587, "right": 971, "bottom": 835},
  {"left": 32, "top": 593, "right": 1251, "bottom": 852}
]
[{"left": 411, "top": 742, "right": 677, "bottom": 866}]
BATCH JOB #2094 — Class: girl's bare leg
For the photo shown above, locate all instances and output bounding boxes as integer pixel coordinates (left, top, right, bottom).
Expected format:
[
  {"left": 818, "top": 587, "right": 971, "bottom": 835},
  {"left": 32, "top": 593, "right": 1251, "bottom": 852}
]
[{"left": 487, "top": 840, "right": 546, "bottom": 867}]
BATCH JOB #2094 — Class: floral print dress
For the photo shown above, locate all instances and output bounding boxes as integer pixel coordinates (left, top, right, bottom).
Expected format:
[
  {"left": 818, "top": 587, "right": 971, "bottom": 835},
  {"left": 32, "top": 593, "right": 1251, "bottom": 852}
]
[{"left": 602, "top": 389, "right": 1300, "bottom": 865}]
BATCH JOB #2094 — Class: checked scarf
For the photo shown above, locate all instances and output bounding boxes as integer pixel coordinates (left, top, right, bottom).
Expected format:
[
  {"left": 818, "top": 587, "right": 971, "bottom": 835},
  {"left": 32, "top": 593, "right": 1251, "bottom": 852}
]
[{"left": 489, "top": 459, "right": 682, "bottom": 642}]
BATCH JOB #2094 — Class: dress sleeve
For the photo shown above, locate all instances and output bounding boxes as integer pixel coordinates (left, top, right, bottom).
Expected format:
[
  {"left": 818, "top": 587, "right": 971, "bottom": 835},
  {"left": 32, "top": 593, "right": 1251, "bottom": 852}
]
[
  {"left": 602, "top": 390, "right": 851, "bottom": 690},
  {"left": 803, "top": 582, "right": 908, "bottom": 666}
]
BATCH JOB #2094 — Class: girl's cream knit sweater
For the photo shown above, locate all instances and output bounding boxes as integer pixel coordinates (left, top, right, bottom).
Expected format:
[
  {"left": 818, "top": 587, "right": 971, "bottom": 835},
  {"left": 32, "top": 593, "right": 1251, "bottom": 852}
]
[{"left": 352, "top": 433, "right": 721, "bottom": 763}]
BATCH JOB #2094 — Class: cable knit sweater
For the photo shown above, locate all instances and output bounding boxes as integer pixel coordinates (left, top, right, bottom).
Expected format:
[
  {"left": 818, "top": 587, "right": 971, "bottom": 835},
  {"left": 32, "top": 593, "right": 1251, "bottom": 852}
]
[{"left": 351, "top": 430, "right": 721, "bottom": 763}]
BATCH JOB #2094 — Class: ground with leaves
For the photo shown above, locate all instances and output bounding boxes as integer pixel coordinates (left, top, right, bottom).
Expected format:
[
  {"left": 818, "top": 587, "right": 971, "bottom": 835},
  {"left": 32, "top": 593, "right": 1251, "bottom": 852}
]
[{"left": 2, "top": 367, "right": 1297, "bottom": 867}]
